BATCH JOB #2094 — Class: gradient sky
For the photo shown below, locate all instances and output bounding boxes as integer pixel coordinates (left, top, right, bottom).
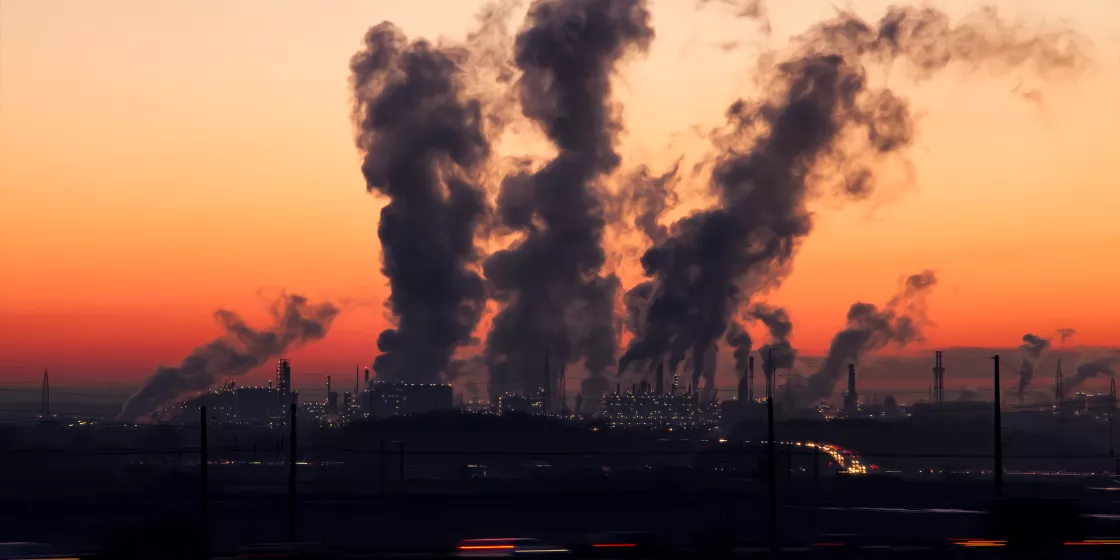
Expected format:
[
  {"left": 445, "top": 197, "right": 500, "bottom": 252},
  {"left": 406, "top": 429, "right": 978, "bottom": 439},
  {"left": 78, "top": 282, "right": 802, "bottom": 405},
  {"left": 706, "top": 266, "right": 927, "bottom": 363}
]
[{"left": 1, "top": 0, "right": 1118, "bottom": 396}]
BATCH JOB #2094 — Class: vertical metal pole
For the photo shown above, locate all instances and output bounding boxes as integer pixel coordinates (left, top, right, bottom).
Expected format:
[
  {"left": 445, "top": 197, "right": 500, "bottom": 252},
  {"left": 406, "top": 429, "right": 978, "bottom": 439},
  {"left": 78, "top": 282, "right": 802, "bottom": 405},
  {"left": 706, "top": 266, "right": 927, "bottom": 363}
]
[
  {"left": 200, "top": 406, "right": 209, "bottom": 558},
  {"left": 379, "top": 440, "right": 386, "bottom": 495},
  {"left": 399, "top": 441, "right": 406, "bottom": 494},
  {"left": 767, "top": 348, "right": 778, "bottom": 553},
  {"left": 993, "top": 355, "right": 1003, "bottom": 497},
  {"left": 288, "top": 403, "right": 297, "bottom": 542}
]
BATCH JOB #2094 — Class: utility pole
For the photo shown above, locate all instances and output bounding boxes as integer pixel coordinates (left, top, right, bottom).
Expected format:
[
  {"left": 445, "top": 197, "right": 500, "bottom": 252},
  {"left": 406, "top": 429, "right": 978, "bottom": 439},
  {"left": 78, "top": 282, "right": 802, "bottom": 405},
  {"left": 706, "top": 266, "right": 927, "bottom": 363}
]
[
  {"left": 288, "top": 403, "right": 297, "bottom": 542},
  {"left": 200, "top": 406, "right": 209, "bottom": 558},
  {"left": 399, "top": 441, "right": 406, "bottom": 494},
  {"left": 993, "top": 355, "right": 1003, "bottom": 497},
  {"left": 379, "top": 440, "right": 386, "bottom": 495},
  {"left": 767, "top": 348, "right": 778, "bottom": 553}
]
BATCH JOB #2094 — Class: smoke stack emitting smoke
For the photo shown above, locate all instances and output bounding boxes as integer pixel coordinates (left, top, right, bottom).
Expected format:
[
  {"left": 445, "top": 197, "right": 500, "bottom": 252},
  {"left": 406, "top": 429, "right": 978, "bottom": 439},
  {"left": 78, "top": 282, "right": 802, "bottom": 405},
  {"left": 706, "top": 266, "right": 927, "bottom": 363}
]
[
  {"left": 1067, "top": 358, "right": 1120, "bottom": 392},
  {"left": 337, "top": 1, "right": 1087, "bottom": 398},
  {"left": 617, "top": 2, "right": 1084, "bottom": 399},
  {"left": 483, "top": 0, "right": 654, "bottom": 401},
  {"left": 805, "top": 271, "right": 938, "bottom": 402},
  {"left": 350, "top": 22, "right": 490, "bottom": 385},
  {"left": 752, "top": 304, "right": 796, "bottom": 375},
  {"left": 1016, "top": 333, "right": 1051, "bottom": 396},
  {"left": 120, "top": 294, "right": 339, "bottom": 421}
]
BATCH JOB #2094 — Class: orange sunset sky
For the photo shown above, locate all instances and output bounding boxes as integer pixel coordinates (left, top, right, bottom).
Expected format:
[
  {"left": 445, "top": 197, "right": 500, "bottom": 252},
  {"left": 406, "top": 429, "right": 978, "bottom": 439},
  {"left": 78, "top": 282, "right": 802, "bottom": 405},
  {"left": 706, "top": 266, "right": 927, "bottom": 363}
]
[{"left": 1, "top": 0, "right": 1118, "bottom": 393}]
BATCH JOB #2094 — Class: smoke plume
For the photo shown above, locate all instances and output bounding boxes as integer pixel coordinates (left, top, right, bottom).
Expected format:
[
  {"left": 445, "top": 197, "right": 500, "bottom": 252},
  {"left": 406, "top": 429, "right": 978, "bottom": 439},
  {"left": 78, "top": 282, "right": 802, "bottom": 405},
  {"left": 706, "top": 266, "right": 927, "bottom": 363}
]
[
  {"left": 1067, "top": 358, "right": 1120, "bottom": 393},
  {"left": 619, "top": 5, "right": 1086, "bottom": 393},
  {"left": 483, "top": 0, "right": 654, "bottom": 401},
  {"left": 751, "top": 304, "right": 796, "bottom": 373},
  {"left": 1016, "top": 333, "right": 1051, "bottom": 396},
  {"left": 725, "top": 321, "right": 752, "bottom": 377},
  {"left": 119, "top": 294, "right": 339, "bottom": 422},
  {"left": 806, "top": 271, "right": 938, "bottom": 402},
  {"left": 1057, "top": 328, "right": 1077, "bottom": 343},
  {"left": 350, "top": 22, "right": 491, "bottom": 384},
  {"left": 622, "top": 163, "right": 681, "bottom": 245}
]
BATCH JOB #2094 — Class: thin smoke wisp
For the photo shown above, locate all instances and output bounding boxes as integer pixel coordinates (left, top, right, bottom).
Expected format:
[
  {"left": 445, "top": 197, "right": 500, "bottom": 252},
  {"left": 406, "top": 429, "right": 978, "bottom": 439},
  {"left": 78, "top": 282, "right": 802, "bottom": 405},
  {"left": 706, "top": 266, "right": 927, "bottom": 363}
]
[{"left": 119, "top": 294, "right": 339, "bottom": 422}]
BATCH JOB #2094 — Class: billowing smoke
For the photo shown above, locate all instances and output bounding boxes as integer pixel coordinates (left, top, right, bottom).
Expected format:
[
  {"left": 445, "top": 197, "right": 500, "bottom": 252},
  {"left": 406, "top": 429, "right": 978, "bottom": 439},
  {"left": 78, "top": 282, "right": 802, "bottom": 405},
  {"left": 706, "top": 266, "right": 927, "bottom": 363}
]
[
  {"left": 119, "top": 294, "right": 339, "bottom": 422},
  {"left": 623, "top": 163, "right": 681, "bottom": 245},
  {"left": 1016, "top": 333, "right": 1051, "bottom": 396},
  {"left": 619, "top": 5, "right": 1085, "bottom": 395},
  {"left": 350, "top": 22, "right": 491, "bottom": 384},
  {"left": 1067, "top": 358, "right": 1120, "bottom": 392},
  {"left": 1057, "top": 328, "right": 1076, "bottom": 343},
  {"left": 751, "top": 304, "right": 796, "bottom": 374},
  {"left": 483, "top": 0, "right": 654, "bottom": 401},
  {"left": 806, "top": 271, "right": 937, "bottom": 402},
  {"left": 725, "top": 321, "right": 752, "bottom": 377}
]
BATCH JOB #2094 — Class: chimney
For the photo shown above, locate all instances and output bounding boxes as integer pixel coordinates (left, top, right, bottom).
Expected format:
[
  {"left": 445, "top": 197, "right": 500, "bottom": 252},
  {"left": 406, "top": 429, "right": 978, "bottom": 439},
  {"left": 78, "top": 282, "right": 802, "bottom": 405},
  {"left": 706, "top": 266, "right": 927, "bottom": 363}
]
[
  {"left": 364, "top": 368, "right": 370, "bottom": 386},
  {"left": 933, "top": 351, "right": 945, "bottom": 405},
  {"left": 844, "top": 363, "right": 859, "bottom": 415},
  {"left": 655, "top": 360, "right": 665, "bottom": 395},
  {"left": 737, "top": 361, "right": 748, "bottom": 402},
  {"left": 748, "top": 355, "right": 755, "bottom": 401}
]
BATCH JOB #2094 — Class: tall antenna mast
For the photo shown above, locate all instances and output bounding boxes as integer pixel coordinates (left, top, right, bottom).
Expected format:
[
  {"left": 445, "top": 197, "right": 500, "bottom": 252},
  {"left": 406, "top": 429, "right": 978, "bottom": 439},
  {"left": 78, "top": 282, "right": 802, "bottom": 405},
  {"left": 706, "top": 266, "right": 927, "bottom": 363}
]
[{"left": 40, "top": 369, "right": 50, "bottom": 418}]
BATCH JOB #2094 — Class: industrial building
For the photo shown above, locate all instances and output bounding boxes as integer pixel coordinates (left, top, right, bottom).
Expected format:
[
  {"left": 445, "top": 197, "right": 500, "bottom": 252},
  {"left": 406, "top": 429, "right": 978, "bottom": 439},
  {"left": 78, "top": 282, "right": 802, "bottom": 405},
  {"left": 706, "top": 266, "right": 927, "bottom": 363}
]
[
  {"left": 601, "top": 389, "right": 720, "bottom": 430},
  {"left": 363, "top": 380, "right": 454, "bottom": 418}
]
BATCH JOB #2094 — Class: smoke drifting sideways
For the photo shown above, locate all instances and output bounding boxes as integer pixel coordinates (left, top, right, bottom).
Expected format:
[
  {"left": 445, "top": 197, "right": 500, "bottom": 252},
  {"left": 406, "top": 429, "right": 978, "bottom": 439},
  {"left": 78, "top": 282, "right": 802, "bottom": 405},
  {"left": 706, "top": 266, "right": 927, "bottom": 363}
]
[
  {"left": 483, "top": 0, "right": 654, "bottom": 401},
  {"left": 119, "top": 295, "right": 340, "bottom": 422},
  {"left": 1067, "top": 357, "right": 1120, "bottom": 393},
  {"left": 805, "top": 271, "right": 938, "bottom": 403},
  {"left": 350, "top": 22, "right": 491, "bottom": 384},
  {"left": 1016, "top": 333, "right": 1051, "bottom": 396},
  {"left": 618, "top": 4, "right": 1087, "bottom": 401},
  {"left": 1057, "top": 328, "right": 1077, "bottom": 343}
]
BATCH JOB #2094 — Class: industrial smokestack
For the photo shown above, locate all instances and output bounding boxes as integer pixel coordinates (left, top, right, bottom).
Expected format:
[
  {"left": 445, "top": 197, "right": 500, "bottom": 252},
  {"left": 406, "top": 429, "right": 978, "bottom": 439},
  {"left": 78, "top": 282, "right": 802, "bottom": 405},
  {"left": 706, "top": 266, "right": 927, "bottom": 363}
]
[
  {"left": 933, "top": 351, "right": 945, "bottom": 405},
  {"left": 807, "top": 271, "right": 937, "bottom": 403},
  {"left": 748, "top": 355, "right": 755, "bottom": 401},
  {"left": 119, "top": 294, "right": 338, "bottom": 422},
  {"left": 655, "top": 360, "right": 665, "bottom": 395},
  {"left": 844, "top": 363, "right": 858, "bottom": 415},
  {"left": 618, "top": 3, "right": 1089, "bottom": 393}
]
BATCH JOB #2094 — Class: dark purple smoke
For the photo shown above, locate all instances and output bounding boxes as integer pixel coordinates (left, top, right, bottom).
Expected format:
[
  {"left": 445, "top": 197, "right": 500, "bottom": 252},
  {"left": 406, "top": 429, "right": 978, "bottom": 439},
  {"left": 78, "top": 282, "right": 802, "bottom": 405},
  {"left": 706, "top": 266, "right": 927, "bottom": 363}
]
[
  {"left": 725, "top": 321, "right": 752, "bottom": 378},
  {"left": 1016, "top": 333, "right": 1050, "bottom": 396},
  {"left": 119, "top": 294, "right": 339, "bottom": 421},
  {"left": 350, "top": 22, "right": 491, "bottom": 384},
  {"left": 806, "top": 271, "right": 938, "bottom": 402},
  {"left": 483, "top": 0, "right": 654, "bottom": 401},
  {"left": 751, "top": 304, "right": 796, "bottom": 374},
  {"left": 1066, "top": 358, "right": 1120, "bottom": 392},
  {"left": 619, "top": 5, "right": 1087, "bottom": 390},
  {"left": 1057, "top": 328, "right": 1076, "bottom": 343}
]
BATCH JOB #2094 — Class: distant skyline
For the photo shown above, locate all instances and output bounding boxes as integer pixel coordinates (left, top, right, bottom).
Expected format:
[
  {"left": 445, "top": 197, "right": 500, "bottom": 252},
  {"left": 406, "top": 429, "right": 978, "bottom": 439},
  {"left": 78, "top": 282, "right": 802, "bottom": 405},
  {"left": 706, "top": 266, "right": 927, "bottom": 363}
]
[{"left": 2, "top": 0, "right": 1118, "bottom": 394}]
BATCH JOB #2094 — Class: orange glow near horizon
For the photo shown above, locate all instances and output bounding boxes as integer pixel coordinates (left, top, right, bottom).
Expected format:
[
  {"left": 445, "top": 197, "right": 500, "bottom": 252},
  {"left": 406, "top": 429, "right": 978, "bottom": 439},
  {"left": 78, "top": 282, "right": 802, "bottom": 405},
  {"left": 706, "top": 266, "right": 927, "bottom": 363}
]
[{"left": 1, "top": 1, "right": 1118, "bottom": 394}]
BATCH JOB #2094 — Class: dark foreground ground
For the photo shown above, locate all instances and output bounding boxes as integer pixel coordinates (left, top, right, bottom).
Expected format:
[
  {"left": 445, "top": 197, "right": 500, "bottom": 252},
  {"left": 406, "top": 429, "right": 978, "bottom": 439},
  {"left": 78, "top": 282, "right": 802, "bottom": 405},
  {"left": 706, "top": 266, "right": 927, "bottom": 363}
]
[{"left": 3, "top": 465, "right": 1120, "bottom": 558}]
